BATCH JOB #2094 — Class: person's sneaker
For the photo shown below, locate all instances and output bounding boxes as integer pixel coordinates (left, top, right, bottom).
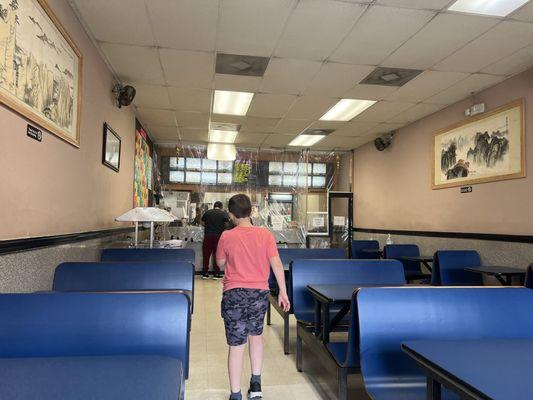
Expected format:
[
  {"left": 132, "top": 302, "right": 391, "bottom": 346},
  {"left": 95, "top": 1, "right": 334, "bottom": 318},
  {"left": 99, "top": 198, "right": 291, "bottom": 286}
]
[
  {"left": 201, "top": 272, "right": 210, "bottom": 280},
  {"left": 247, "top": 382, "right": 262, "bottom": 399},
  {"left": 212, "top": 272, "right": 223, "bottom": 280}
]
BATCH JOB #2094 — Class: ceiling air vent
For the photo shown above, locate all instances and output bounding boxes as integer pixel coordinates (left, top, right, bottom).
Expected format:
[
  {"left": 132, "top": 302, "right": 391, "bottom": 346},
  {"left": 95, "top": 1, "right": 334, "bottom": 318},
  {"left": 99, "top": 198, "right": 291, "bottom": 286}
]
[
  {"left": 360, "top": 67, "right": 423, "bottom": 87},
  {"left": 216, "top": 53, "right": 270, "bottom": 77},
  {"left": 300, "top": 128, "right": 335, "bottom": 136},
  {"left": 209, "top": 122, "right": 241, "bottom": 132}
]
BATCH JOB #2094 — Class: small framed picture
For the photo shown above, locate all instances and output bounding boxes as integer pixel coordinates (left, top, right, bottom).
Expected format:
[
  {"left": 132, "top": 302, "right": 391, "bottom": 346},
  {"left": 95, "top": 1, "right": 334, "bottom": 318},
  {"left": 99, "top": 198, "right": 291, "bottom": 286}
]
[{"left": 102, "top": 123, "right": 121, "bottom": 172}]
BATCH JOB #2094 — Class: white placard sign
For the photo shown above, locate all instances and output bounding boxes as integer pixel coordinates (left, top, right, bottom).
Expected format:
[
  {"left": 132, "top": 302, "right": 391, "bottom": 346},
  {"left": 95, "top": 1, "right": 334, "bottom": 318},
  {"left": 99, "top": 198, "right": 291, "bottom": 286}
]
[
  {"left": 312, "top": 217, "right": 325, "bottom": 228},
  {"left": 333, "top": 216, "right": 346, "bottom": 226}
]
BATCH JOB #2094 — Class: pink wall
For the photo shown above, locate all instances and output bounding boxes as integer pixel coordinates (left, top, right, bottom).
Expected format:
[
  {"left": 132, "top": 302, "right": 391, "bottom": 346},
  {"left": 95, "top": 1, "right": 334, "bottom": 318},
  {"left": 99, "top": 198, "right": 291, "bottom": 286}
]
[
  {"left": 0, "top": 0, "right": 136, "bottom": 240},
  {"left": 353, "top": 68, "right": 533, "bottom": 235}
]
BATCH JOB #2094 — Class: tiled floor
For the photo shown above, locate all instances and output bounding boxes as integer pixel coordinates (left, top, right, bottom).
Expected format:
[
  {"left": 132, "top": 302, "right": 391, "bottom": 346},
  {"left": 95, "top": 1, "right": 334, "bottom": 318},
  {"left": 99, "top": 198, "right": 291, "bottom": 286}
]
[{"left": 186, "top": 277, "right": 369, "bottom": 400}]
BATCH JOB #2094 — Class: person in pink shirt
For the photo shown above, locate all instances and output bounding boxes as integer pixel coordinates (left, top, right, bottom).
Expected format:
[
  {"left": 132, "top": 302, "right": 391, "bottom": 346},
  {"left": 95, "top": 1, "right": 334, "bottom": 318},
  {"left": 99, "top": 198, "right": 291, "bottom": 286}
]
[{"left": 216, "top": 194, "right": 290, "bottom": 400}]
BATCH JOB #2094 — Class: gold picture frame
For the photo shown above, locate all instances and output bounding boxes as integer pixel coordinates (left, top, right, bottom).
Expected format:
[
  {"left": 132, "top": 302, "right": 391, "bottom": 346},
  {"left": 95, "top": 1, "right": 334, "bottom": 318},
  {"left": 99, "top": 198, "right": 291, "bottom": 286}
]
[
  {"left": 0, "top": 0, "right": 83, "bottom": 146},
  {"left": 432, "top": 99, "right": 525, "bottom": 190}
]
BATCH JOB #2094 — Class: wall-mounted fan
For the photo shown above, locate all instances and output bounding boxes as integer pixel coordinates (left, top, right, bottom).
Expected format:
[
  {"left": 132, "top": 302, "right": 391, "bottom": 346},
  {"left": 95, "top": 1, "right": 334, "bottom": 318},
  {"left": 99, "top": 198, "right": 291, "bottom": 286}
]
[
  {"left": 112, "top": 84, "right": 136, "bottom": 108},
  {"left": 374, "top": 132, "right": 395, "bottom": 151}
]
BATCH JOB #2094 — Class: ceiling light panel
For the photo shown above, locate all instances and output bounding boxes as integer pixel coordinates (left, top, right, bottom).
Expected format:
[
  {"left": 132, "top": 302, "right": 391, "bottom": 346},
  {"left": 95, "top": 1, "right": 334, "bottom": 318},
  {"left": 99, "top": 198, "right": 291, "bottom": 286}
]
[
  {"left": 207, "top": 143, "right": 237, "bottom": 161},
  {"left": 288, "top": 134, "right": 326, "bottom": 147},
  {"left": 208, "top": 130, "right": 238, "bottom": 143},
  {"left": 320, "top": 99, "right": 376, "bottom": 121},
  {"left": 213, "top": 90, "right": 254, "bottom": 116},
  {"left": 448, "top": 0, "right": 530, "bottom": 17}
]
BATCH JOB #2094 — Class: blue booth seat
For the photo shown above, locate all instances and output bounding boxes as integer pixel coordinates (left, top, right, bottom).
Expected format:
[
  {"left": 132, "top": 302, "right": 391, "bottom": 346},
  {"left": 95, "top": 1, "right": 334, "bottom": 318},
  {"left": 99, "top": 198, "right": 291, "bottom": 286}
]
[
  {"left": 351, "top": 240, "right": 380, "bottom": 259},
  {"left": 0, "top": 292, "right": 191, "bottom": 379},
  {"left": 431, "top": 250, "right": 482, "bottom": 286},
  {"left": 278, "top": 247, "right": 346, "bottom": 266},
  {"left": 384, "top": 244, "right": 429, "bottom": 281},
  {"left": 101, "top": 248, "right": 195, "bottom": 265},
  {"left": 357, "top": 287, "right": 533, "bottom": 400}
]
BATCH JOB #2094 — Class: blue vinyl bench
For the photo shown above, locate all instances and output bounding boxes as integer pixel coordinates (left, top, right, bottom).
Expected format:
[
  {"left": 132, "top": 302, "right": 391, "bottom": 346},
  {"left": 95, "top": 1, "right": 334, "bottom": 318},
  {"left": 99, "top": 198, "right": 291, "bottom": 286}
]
[
  {"left": 294, "top": 259, "right": 405, "bottom": 400},
  {"left": 357, "top": 287, "right": 533, "bottom": 400},
  {"left": 351, "top": 240, "right": 380, "bottom": 259},
  {"left": 384, "top": 244, "right": 431, "bottom": 282},
  {"left": 431, "top": 250, "right": 482, "bottom": 286},
  {"left": 268, "top": 247, "right": 345, "bottom": 354},
  {"left": 53, "top": 261, "right": 195, "bottom": 312},
  {"left": 0, "top": 292, "right": 191, "bottom": 391},
  {"left": 101, "top": 248, "right": 196, "bottom": 265}
]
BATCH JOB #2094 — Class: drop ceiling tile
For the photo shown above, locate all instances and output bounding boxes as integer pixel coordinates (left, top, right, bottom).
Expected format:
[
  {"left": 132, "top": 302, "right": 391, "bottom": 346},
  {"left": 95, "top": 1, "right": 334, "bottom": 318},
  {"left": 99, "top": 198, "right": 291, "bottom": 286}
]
[
  {"left": 146, "top": 125, "right": 179, "bottom": 141},
  {"left": 434, "top": 21, "right": 533, "bottom": 73},
  {"left": 168, "top": 87, "right": 212, "bottom": 113},
  {"left": 330, "top": 120, "right": 378, "bottom": 136},
  {"left": 274, "top": 1, "right": 367, "bottom": 61},
  {"left": 366, "top": 122, "right": 406, "bottom": 138},
  {"left": 273, "top": 118, "right": 313, "bottom": 134},
  {"left": 261, "top": 134, "right": 298, "bottom": 147},
  {"left": 355, "top": 101, "right": 416, "bottom": 122},
  {"left": 147, "top": 0, "right": 218, "bottom": 51},
  {"left": 73, "top": 0, "right": 154, "bottom": 45},
  {"left": 385, "top": 70, "right": 469, "bottom": 102},
  {"left": 308, "top": 120, "right": 349, "bottom": 130},
  {"left": 180, "top": 129, "right": 209, "bottom": 142},
  {"left": 343, "top": 84, "right": 399, "bottom": 101},
  {"left": 375, "top": 0, "right": 450, "bottom": 10},
  {"left": 159, "top": 49, "right": 214, "bottom": 88},
  {"left": 481, "top": 45, "right": 533, "bottom": 75},
  {"left": 137, "top": 108, "right": 177, "bottom": 126},
  {"left": 285, "top": 96, "right": 338, "bottom": 119},
  {"left": 425, "top": 73, "right": 506, "bottom": 105},
  {"left": 241, "top": 117, "right": 281, "bottom": 131},
  {"left": 247, "top": 94, "right": 298, "bottom": 118},
  {"left": 331, "top": 6, "right": 435, "bottom": 65},
  {"left": 218, "top": 0, "right": 296, "bottom": 57},
  {"left": 176, "top": 112, "right": 210, "bottom": 129},
  {"left": 131, "top": 84, "right": 171, "bottom": 108},
  {"left": 388, "top": 103, "right": 445, "bottom": 124},
  {"left": 260, "top": 58, "right": 322, "bottom": 95},
  {"left": 213, "top": 74, "right": 263, "bottom": 92},
  {"left": 313, "top": 135, "right": 360, "bottom": 150},
  {"left": 100, "top": 44, "right": 164, "bottom": 84},
  {"left": 510, "top": 2, "right": 533, "bottom": 22},
  {"left": 210, "top": 114, "right": 246, "bottom": 125},
  {"left": 235, "top": 132, "right": 270, "bottom": 145},
  {"left": 303, "top": 63, "right": 375, "bottom": 97},
  {"left": 383, "top": 13, "right": 499, "bottom": 69}
]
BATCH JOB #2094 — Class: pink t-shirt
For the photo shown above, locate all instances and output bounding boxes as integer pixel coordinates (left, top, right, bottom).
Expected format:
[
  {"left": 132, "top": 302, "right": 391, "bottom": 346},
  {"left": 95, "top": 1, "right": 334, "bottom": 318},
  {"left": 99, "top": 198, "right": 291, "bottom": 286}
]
[{"left": 216, "top": 226, "right": 279, "bottom": 292}]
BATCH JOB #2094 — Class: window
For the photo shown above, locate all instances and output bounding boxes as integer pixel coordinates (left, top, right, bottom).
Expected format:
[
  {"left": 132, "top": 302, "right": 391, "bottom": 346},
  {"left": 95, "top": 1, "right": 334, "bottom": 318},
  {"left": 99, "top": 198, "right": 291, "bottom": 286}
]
[
  {"left": 268, "top": 175, "right": 282, "bottom": 186},
  {"left": 186, "top": 171, "right": 201, "bottom": 183},
  {"left": 167, "top": 157, "right": 234, "bottom": 185},
  {"left": 267, "top": 161, "right": 327, "bottom": 188},
  {"left": 218, "top": 172, "right": 233, "bottom": 184},
  {"left": 202, "top": 159, "right": 217, "bottom": 171},
  {"left": 186, "top": 158, "right": 202, "bottom": 170},
  {"left": 202, "top": 172, "right": 217, "bottom": 184},
  {"left": 169, "top": 170, "right": 184, "bottom": 183}
]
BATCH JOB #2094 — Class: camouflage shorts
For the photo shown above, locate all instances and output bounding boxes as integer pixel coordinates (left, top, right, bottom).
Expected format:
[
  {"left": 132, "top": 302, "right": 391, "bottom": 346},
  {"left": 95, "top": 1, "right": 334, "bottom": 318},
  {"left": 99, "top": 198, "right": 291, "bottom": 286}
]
[{"left": 221, "top": 288, "right": 270, "bottom": 346}]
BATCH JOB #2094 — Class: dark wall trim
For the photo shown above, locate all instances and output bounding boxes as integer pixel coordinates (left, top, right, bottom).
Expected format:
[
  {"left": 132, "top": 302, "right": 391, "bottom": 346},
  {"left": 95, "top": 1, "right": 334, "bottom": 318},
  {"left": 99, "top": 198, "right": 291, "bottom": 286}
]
[
  {"left": 353, "top": 227, "right": 533, "bottom": 244},
  {"left": 0, "top": 227, "right": 136, "bottom": 255}
]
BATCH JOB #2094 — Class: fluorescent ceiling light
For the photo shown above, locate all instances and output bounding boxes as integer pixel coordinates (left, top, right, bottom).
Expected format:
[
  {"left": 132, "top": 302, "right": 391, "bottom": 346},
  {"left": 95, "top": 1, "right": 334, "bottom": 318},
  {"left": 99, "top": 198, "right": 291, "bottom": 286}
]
[
  {"left": 288, "top": 134, "right": 326, "bottom": 147},
  {"left": 320, "top": 99, "right": 376, "bottom": 121},
  {"left": 447, "top": 0, "right": 529, "bottom": 17},
  {"left": 207, "top": 143, "right": 237, "bottom": 161},
  {"left": 213, "top": 90, "right": 254, "bottom": 116},
  {"left": 208, "top": 129, "right": 238, "bottom": 143}
]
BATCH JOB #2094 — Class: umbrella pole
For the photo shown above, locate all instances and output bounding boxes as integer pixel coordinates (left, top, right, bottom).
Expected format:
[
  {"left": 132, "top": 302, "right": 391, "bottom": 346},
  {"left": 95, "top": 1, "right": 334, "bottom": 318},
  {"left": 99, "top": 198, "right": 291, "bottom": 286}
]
[
  {"left": 150, "top": 221, "right": 154, "bottom": 248},
  {"left": 134, "top": 221, "right": 139, "bottom": 247}
]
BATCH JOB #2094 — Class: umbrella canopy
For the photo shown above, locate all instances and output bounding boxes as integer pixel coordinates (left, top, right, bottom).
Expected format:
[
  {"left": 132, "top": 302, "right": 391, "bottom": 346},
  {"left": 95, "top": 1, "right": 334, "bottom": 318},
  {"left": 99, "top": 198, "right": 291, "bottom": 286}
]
[{"left": 115, "top": 207, "right": 176, "bottom": 222}]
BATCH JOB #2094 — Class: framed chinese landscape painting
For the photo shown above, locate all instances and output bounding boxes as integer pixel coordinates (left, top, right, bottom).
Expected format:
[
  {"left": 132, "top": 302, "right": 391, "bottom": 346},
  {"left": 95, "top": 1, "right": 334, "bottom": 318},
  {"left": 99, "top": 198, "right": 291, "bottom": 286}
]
[
  {"left": 0, "top": 0, "right": 83, "bottom": 146},
  {"left": 432, "top": 99, "right": 525, "bottom": 190}
]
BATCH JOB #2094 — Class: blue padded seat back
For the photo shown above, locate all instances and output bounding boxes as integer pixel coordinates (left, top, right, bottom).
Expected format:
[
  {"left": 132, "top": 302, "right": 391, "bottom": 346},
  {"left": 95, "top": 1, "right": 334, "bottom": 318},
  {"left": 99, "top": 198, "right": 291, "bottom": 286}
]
[
  {"left": 351, "top": 240, "right": 380, "bottom": 259},
  {"left": 526, "top": 265, "right": 533, "bottom": 289},
  {"left": 384, "top": 244, "right": 421, "bottom": 274},
  {"left": 53, "top": 262, "right": 194, "bottom": 293},
  {"left": 431, "top": 250, "right": 482, "bottom": 286},
  {"left": 0, "top": 292, "right": 191, "bottom": 377},
  {"left": 357, "top": 287, "right": 533, "bottom": 400},
  {"left": 291, "top": 259, "right": 405, "bottom": 324},
  {"left": 101, "top": 248, "right": 195, "bottom": 264}
]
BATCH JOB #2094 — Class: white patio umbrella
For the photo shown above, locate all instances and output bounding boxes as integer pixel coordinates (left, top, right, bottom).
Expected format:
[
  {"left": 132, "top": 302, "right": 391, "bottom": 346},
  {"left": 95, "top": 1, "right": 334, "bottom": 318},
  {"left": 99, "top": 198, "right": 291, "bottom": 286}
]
[{"left": 115, "top": 207, "right": 177, "bottom": 248}]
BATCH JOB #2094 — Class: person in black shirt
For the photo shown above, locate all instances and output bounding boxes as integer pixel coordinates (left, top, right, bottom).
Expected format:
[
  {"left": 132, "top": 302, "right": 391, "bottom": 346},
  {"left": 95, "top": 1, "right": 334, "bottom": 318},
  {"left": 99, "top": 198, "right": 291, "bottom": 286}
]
[{"left": 201, "top": 201, "right": 229, "bottom": 279}]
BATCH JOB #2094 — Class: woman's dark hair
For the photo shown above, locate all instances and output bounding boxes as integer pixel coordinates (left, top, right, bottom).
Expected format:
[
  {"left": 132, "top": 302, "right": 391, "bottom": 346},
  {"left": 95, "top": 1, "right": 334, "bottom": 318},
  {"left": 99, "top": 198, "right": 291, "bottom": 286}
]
[
  {"left": 213, "top": 201, "right": 223, "bottom": 209},
  {"left": 228, "top": 194, "right": 252, "bottom": 219}
]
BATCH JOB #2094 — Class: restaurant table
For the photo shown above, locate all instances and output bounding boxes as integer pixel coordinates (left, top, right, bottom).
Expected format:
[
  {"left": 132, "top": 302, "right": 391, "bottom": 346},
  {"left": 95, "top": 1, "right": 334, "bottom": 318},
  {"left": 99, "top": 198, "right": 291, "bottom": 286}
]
[
  {"left": 401, "top": 255, "right": 434, "bottom": 272},
  {"left": 360, "top": 248, "right": 384, "bottom": 257},
  {"left": 0, "top": 355, "right": 183, "bottom": 400},
  {"left": 402, "top": 339, "right": 533, "bottom": 400},
  {"left": 464, "top": 266, "right": 526, "bottom": 286}
]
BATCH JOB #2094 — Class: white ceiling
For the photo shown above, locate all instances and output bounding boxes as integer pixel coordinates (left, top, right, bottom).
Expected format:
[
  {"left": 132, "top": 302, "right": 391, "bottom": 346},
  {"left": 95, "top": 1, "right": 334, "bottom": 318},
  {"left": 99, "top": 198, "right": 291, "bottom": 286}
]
[{"left": 69, "top": 0, "right": 533, "bottom": 151}]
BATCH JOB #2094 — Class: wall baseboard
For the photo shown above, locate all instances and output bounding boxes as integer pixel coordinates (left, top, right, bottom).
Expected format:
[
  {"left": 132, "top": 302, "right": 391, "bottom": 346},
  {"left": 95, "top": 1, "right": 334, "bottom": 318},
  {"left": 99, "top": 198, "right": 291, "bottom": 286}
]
[
  {"left": 0, "top": 227, "right": 136, "bottom": 255},
  {"left": 353, "top": 227, "right": 533, "bottom": 244}
]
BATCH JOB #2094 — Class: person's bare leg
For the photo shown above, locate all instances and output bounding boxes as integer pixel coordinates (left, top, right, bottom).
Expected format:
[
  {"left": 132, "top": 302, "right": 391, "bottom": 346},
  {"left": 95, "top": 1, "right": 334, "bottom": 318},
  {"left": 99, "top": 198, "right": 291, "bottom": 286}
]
[
  {"left": 248, "top": 334, "right": 263, "bottom": 375},
  {"left": 228, "top": 344, "right": 246, "bottom": 395}
]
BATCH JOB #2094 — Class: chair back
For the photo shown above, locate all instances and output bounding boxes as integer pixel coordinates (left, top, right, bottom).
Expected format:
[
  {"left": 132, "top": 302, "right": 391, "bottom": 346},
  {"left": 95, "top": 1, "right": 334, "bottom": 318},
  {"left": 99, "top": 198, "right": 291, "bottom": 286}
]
[
  {"left": 526, "top": 264, "right": 533, "bottom": 289},
  {"left": 101, "top": 248, "right": 195, "bottom": 264},
  {"left": 431, "top": 250, "right": 482, "bottom": 286},
  {"left": 384, "top": 244, "right": 421, "bottom": 274},
  {"left": 351, "top": 240, "right": 380, "bottom": 259}
]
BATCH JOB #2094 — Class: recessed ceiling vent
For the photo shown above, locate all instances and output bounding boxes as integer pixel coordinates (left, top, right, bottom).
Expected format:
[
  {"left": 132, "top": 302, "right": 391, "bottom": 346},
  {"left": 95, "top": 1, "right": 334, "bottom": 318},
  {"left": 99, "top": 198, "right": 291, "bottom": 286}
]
[
  {"left": 300, "top": 128, "right": 335, "bottom": 136},
  {"left": 209, "top": 122, "right": 241, "bottom": 131},
  {"left": 216, "top": 53, "right": 270, "bottom": 77},
  {"left": 360, "top": 67, "right": 423, "bottom": 87}
]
